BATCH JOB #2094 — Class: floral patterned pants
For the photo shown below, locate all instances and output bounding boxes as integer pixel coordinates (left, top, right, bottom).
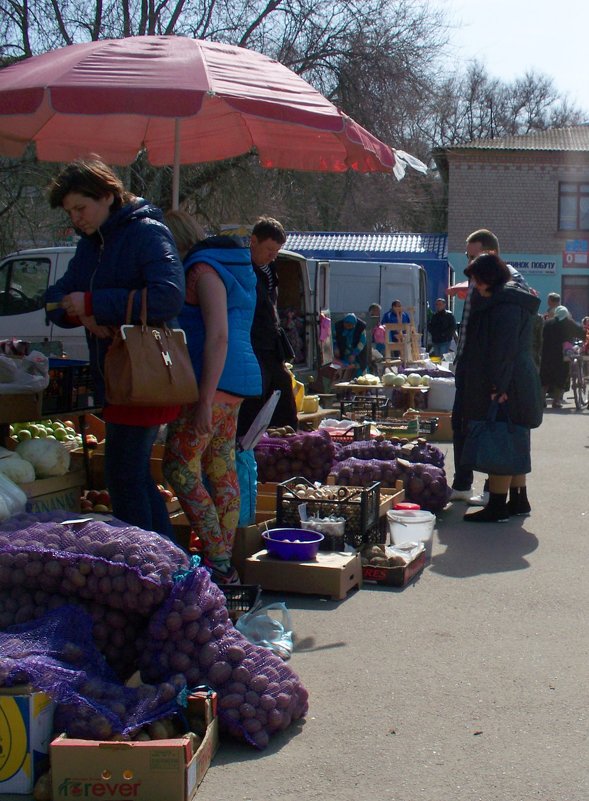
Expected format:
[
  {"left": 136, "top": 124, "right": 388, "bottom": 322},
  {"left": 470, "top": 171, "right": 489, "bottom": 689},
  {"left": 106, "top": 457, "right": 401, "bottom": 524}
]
[{"left": 163, "top": 398, "right": 241, "bottom": 561}]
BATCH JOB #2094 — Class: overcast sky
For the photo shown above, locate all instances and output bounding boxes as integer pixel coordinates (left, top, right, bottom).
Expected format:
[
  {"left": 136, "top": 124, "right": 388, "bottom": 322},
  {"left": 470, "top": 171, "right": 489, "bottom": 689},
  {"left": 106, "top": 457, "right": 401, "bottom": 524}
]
[{"left": 439, "top": 0, "right": 589, "bottom": 118}]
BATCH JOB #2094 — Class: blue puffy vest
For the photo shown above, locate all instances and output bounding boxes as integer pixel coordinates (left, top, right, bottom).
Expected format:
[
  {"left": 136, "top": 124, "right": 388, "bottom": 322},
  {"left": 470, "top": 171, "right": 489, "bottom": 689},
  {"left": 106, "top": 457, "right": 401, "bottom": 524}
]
[{"left": 178, "top": 240, "right": 262, "bottom": 398}]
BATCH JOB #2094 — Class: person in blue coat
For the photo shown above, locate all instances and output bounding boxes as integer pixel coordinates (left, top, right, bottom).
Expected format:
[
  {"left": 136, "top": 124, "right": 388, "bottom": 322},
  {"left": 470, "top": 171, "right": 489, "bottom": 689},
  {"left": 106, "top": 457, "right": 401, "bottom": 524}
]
[
  {"left": 162, "top": 211, "right": 262, "bottom": 584},
  {"left": 45, "top": 158, "right": 185, "bottom": 537}
]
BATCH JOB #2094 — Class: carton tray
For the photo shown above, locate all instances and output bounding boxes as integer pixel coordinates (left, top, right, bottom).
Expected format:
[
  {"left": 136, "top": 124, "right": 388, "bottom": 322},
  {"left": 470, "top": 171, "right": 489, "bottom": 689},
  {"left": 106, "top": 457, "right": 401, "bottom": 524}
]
[{"left": 362, "top": 548, "right": 427, "bottom": 587}]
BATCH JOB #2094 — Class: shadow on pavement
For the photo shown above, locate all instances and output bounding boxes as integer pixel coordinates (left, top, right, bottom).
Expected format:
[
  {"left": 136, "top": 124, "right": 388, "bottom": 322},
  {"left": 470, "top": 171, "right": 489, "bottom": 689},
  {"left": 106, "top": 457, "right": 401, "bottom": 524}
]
[{"left": 429, "top": 503, "right": 539, "bottom": 578}]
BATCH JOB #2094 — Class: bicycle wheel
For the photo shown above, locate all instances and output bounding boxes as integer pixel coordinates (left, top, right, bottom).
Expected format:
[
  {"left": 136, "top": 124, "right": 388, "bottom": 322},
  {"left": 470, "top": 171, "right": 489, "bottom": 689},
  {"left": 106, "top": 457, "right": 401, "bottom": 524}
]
[{"left": 572, "top": 358, "right": 587, "bottom": 410}]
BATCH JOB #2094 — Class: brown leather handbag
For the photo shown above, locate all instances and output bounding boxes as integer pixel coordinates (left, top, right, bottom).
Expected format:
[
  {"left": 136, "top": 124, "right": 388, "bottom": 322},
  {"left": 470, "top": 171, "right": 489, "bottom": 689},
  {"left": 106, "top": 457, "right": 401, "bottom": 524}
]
[{"left": 104, "top": 288, "right": 199, "bottom": 406}]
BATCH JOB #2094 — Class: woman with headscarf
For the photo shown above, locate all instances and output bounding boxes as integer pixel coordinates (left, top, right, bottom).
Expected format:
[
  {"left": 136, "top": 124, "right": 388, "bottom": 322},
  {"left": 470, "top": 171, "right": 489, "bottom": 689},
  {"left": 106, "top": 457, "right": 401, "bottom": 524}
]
[
  {"left": 540, "top": 305, "right": 585, "bottom": 408},
  {"left": 334, "top": 313, "right": 367, "bottom": 376}
]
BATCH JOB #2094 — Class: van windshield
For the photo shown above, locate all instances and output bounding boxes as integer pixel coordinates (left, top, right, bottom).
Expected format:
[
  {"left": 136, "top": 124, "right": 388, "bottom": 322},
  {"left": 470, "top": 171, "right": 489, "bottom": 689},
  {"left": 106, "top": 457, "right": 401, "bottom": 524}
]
[{"left": 0, "top": 257, "right": 51, "bottom": 316}]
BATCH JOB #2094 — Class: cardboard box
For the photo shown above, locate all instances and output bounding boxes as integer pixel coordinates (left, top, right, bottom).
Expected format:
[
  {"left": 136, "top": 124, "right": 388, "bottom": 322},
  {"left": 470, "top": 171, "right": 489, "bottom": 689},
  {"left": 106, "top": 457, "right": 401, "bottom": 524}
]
[
  {"left": 0, "top": 392, "right": 43, "bottom": 424},
  {"left": 18, "top": 469, "right": 86, "bottom": 514},
  {"left": 242, "top": 549, "right": 362, "bottom": 600},
  {"left": 51, "top": 691, "right": 218, "bottom": 801},
  {"left": 362, "top": 548, "right": 427, "bottom": 587},
  {"left": 231, "top": 523, "right": 265, "bottom": 576},
  {"left": 0, "top": 685, "right": 55, "bottom": 794}
]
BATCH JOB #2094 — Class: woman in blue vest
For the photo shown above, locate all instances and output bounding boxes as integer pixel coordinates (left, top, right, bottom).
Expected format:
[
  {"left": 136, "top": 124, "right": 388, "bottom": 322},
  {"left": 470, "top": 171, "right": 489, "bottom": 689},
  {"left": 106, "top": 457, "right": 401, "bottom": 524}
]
[{"left": 163, "top": 211, "right": 261, "bottom": 584}]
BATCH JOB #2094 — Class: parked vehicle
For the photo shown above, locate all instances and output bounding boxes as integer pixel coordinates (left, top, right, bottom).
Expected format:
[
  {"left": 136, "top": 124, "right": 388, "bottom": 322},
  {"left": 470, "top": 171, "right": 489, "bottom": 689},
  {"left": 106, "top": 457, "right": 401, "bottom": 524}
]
[{"left": 0, "top": 247, "right": 425, "bottom": 379}]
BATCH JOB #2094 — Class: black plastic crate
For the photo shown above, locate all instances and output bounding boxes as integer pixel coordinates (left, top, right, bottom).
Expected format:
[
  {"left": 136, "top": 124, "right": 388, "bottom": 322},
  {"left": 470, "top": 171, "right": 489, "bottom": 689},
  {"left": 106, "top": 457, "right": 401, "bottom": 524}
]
[
  {"left": 221, "top": 584, "right": 261, "bottom": 622},
  {"left": 42, "top": 358, "right": 95, "bottom": 414},
  {"left": 276, "top": 476, "right": 382, "bottom": 548},
  {"left": 340, "top": 396, "right": 389, "bottom": 421},
  {"left": 377, "top": 417, "right": 438, "bottom": 439},
  {"left": 328, "top": 421, "right": 372, "bottom": 445}
]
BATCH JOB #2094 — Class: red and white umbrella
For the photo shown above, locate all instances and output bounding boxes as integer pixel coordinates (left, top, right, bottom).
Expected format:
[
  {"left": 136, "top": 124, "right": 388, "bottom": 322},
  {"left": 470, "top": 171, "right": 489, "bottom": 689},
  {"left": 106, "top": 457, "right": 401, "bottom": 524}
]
[{"left": 0, "top": 36, "right": 426, "bottom": 206}]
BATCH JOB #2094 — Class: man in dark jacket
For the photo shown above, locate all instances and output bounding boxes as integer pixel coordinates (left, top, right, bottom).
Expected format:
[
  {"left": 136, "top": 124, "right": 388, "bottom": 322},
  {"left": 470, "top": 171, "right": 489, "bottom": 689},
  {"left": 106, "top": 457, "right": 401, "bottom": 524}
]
[
  {"left": 236, "top": 216, "right": 298, "bottom": 439},
  {"left": 427, "top": 298, "right": 456, "bottom": 356}
]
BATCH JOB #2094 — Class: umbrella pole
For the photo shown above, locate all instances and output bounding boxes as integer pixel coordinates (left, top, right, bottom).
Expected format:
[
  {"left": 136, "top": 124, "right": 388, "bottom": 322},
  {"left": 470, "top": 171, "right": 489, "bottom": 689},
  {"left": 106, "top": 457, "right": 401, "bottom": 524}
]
[{"left": 172, "top": 119, "right": 180, "bottom": 210}]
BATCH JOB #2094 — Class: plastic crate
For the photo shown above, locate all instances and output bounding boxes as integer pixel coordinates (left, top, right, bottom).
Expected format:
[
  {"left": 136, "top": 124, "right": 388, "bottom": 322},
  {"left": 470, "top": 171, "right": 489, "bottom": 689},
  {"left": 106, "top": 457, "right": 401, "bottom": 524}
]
[
  {"left": 377, "top": 417, "right": 438, "bottom": 440},
  {"left": 340, "top": 396, "right": 389, "bottom": 422},
  {"left": 42, "top": 358, "right": 95, "bottom": 414},
  {"left": 328, "top": 421, "right": 372, "bottom": 445},
  {"left": 276, "top": 476, "right": 382, "bottom": 548},
  {"left": 220, "top": 584, "right": 261, "bottom": 622}
]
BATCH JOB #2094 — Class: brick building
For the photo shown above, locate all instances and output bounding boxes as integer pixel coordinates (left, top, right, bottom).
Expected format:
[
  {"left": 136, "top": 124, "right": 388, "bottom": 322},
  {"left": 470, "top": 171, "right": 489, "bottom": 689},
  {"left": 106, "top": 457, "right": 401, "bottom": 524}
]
[{"left": 435, "top": 125, "right": 589, "bottom": 320}]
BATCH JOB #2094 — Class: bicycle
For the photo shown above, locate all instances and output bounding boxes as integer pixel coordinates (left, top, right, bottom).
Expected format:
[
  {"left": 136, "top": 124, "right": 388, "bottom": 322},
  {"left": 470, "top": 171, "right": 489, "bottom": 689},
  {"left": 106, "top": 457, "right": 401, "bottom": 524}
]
[{"left": 564, "top": 340, "right": 589, "bottom": 410}]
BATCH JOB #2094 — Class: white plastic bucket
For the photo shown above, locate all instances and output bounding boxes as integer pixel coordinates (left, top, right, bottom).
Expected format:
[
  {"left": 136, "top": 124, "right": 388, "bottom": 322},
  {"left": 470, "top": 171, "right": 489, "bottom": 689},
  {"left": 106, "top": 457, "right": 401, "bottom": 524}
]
[{"left": 387, "top": 509, "right": 436, "bottom": 546}]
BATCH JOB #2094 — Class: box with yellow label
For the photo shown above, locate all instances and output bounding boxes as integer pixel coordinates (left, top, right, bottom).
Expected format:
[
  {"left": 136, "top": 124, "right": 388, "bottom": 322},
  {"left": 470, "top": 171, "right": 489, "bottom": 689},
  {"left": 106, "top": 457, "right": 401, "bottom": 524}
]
[{"left": 0, "top": 684, "right": 55, "bottom": 793}]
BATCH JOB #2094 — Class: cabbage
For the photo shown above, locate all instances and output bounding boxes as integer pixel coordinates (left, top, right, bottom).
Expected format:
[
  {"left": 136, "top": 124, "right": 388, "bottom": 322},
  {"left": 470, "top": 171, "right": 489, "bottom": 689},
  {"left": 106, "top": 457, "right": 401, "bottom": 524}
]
[
  {"left": 0, "top": 451, "right": 35, "bottom": 483},
  {"left": 15, "top": 438, "right": 71, "bottom": 478},
  {"left": 391, "top": 374, "right": 406, "bottom": 387},
  {"left": 407, "top": 373, "right": 422, "bottom": 386}
]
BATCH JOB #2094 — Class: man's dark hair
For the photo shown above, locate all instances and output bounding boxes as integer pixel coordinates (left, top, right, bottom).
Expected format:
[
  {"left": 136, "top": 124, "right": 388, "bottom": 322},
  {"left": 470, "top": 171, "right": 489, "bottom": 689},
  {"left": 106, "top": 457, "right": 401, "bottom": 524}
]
[
  {"left": 251, "top": 216, "right": 286, "bottom": 245},
  {"left": 467, "top": 252, "right": 511, "bottom": 288},
  {"left": 466, "top": 228, "right": 500, "bottom": 252}
]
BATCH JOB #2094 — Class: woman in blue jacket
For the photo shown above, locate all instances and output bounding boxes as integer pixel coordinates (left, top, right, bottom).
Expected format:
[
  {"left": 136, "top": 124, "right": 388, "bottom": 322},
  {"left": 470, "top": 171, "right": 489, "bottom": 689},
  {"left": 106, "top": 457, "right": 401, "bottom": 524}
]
[
  {"left": 163, "top": 211, "right": 262, "bottom": 584},
  {"left": 45, "top": 158, "right": 185, "bottom": 537}
]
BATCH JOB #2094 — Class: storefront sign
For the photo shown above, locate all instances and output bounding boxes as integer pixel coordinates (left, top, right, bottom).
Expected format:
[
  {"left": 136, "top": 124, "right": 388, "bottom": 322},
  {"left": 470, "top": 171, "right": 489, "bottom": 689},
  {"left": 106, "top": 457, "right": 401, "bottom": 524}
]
[
  {"left": 562, "top": 239, "right": 589, "bottom": 267},
  {"left": 508, "top": 259, "right": 556, "bottom": 275}
]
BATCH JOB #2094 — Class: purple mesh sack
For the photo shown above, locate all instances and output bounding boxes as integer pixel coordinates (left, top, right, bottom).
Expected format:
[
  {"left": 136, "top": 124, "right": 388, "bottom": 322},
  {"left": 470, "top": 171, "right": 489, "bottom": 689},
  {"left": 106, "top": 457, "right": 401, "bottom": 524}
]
[
  {"left": 0, "top": 514, "right": 189, "bottom": 616},
  {"left": 0, "top": 606, "right": 189, "bottom": 740},
  {"left": 254, "top": 429, "right": 335, "bottom": 483},
  {"left": 140, "top": 566, "right": 309, "bottom": 749}
]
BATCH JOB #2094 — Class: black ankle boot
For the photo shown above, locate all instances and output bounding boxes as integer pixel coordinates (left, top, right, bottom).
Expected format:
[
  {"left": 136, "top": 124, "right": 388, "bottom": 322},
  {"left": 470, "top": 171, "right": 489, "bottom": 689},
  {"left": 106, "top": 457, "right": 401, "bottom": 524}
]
[
  {"left": 464, "top": 492, "right": 509, "bottom": 523},
  {"left": 508, "top": 487, "right": 531, "bottom": 516}
]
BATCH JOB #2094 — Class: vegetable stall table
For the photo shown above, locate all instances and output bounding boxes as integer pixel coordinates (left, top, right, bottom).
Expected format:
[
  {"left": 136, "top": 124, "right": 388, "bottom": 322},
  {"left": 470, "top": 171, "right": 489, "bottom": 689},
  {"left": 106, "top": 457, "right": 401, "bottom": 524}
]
[
  {"left": 333, "top": 381, "right": 388, "bottom": 421},
  {"left": 297, "top": 407, "right": 339, "bottom": 431}
]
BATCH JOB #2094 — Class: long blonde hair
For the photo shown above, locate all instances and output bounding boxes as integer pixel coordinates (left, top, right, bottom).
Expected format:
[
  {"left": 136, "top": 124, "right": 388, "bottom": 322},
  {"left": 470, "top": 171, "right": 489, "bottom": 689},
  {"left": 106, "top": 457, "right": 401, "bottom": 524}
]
[{"left": 164, "top": 210, "right": 206, "bottom": 258}]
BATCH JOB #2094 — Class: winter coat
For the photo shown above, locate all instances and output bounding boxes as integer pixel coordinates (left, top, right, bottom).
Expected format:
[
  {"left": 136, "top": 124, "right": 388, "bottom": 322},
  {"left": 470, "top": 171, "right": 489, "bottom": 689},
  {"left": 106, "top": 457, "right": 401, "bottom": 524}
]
[
  {"left": 46, "top": 199, "right": 184, "bottom": 406},
  {"left": 458, "top": 282, "right": 543, "bottom": 428},
  {"left": 178, "top": 237, "right": 262, "bottom": 398},
  {"left": 427, "top": 309, "right": 456, "bottom": 343},
  {"left": 539, "top": 316, "right": 586, "bottom": 389}
]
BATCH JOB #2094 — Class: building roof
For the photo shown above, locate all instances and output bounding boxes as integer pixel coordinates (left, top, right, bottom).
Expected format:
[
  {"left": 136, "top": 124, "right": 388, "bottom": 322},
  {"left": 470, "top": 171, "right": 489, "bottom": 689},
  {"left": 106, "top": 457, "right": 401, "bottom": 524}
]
[
  {"left": 285, "top": 231, "right": 447, "bottom": 260},
  {"left": 445, "top": 124, "right": 589, "bottom": 153}
]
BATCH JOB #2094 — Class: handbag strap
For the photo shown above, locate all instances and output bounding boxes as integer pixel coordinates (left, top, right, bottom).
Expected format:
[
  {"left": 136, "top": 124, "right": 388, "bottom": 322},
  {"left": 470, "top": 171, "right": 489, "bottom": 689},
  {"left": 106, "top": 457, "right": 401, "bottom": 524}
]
[
  {"left": 124, "top": 288, "right": 149, "bottom": 326},
  {"left": 125, "top": 290, "right": 136, "bottom": 324}
]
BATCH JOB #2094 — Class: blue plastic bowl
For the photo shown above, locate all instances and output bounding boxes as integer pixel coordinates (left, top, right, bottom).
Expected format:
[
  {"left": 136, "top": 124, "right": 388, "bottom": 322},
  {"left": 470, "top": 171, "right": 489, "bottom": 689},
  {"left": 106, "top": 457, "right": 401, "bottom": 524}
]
[{"left": 262, "top": 528, "right": 324, "bottom": 561}]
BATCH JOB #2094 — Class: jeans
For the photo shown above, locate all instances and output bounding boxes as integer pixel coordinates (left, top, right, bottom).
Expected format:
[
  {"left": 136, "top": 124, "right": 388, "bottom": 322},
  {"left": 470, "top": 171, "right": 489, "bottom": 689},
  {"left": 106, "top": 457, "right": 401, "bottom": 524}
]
[
  {"left": 104, "top": 422, "right": 173, "bottom": 538},
  {"left": 430, "top": 341, "right": 451, "bottom": 357}
]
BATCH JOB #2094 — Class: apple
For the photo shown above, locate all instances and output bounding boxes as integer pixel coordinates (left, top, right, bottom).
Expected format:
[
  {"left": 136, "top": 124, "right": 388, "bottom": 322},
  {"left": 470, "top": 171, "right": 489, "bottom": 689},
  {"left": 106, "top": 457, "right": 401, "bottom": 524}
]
[
  {"left": 17, "top": 429, "right": 32, "bottom": 441},
  {"left": 85, "top": 434, "right": 99, "bottom": 449},
  {"left": 62, "top": 420, "right": 75, "bottom": 429},
  {"left": 80, "top": 499, "right": 94, "bottom": 512},
  {"left": 96, "top": 490, "right": 111, "bottom": 507},
  {"left": 92, "top": 504, "right": 110, "bottom": 513},
  {"left": 86, "top": 490, "right": 100, "bottom": 504}
]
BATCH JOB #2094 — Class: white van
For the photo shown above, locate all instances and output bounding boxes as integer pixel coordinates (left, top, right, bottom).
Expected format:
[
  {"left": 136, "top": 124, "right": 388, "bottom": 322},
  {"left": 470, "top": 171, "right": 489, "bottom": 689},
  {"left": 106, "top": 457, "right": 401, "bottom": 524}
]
[
  {"left": 0, "top": 246, "right": 92, "bottom": 358},
  {"left": 0, "top": 247, "right": 424, "bottom": 375}
]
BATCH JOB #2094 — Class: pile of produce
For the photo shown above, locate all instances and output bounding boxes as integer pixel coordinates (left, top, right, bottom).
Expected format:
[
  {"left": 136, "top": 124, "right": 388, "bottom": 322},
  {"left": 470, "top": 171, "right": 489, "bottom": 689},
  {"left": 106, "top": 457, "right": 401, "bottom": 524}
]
[
  {"left": 255, "top": 429, "right": 336, "bottom": 483},
  {"left": 334, "top": 438, "right": 445, "bottom": 468},
  {"left": 8, "top": 418, "right": 86, "bottom": 447},
  {"left": 330, "top": 456, "right": 450, "bottom": 512},
  {"left": 140, "top": 567, "right": 308, "bottom": 750}
]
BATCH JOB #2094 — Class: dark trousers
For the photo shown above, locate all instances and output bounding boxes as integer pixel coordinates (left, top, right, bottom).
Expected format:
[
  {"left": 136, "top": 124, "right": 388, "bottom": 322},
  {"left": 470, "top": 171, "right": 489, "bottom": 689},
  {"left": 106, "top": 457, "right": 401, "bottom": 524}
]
[
  {"left": 105, "top": 422, "right": 173, "bottom": 538},
  {"left": 237, "top": 352, "right": 298, "bottom": 437},
  {"left": 451, "top": 364, "right": 473, "bottom": 491}
]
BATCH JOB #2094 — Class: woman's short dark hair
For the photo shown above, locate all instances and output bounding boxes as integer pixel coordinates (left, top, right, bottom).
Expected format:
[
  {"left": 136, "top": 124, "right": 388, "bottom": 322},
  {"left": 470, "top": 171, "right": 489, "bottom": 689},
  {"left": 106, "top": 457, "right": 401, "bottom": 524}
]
[
  {"left": 48, "top": 158, "right": 134, "bottom": 212},
  {"left": 466, "top": 252, "right": 511, "bottom": 288}
]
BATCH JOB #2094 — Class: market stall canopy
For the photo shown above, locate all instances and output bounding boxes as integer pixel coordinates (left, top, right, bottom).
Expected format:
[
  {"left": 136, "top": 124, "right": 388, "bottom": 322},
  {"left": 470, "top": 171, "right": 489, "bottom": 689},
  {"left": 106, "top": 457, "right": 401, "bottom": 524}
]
[
  {"left": 0, "top": 35, "right": 427, "bottom": 206},
  {"left": 446, "top": 280, "right": 469, "bottom": 300}
]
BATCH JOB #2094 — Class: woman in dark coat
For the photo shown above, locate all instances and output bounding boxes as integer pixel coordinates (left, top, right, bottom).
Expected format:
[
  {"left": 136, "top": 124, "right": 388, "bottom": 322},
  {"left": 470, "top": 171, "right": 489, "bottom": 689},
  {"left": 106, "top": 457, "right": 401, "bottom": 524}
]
[
  {"left": 458, "top": 253, "right": 543, "bottom": 522},
  {"left": 540, "top": 306, "right": 585, "bottom": 407}
]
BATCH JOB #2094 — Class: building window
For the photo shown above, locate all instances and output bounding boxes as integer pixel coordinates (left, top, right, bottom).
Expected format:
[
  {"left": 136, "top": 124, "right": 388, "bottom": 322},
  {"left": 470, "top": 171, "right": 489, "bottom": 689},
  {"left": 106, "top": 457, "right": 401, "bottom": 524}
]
[{"left": 559, "top": 182, "right": 589, "bottom": 231}]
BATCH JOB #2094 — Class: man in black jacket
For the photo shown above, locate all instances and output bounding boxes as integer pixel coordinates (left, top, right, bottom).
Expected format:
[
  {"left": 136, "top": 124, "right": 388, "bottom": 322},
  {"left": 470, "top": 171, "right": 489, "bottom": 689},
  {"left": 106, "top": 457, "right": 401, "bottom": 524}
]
[
  {"left": 427, "top": 298, "right": 456, "bottom": 356},
  {"left": 237, "top": 216, "right": 298, "bottom": 439}
]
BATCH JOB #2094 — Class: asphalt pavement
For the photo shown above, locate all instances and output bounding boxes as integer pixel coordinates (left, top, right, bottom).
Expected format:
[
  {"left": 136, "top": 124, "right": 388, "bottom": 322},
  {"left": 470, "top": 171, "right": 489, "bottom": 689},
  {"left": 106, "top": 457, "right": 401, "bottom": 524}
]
[{"left": 197, "top": 397, "right": 589, "bottom": 801}]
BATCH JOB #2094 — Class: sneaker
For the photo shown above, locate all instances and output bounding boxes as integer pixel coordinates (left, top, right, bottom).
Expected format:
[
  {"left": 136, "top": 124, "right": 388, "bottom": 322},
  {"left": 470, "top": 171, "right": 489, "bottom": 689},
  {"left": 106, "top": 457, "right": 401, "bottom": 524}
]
[
  {"left": 204, "top": 562, "right": 241, "bottom": 586},
  {"left": 468, "top": 491, "right": 489, "bottom": 507},
  {"left": 450, "top": 488, "right": 472, "bottom": 502}
]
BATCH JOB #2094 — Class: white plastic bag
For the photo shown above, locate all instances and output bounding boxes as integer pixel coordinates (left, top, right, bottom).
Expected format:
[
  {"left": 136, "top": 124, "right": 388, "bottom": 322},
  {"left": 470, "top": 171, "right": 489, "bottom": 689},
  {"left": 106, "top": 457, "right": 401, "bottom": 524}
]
[
  {"left": 0, "top": 350, "right": 49, "bottom": 394},
  {"left": 236, "top": 600, "right": 294, "bottom": 660},
  {"left": 0, "top": 473, "right": 28, "bottom": 520}
]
